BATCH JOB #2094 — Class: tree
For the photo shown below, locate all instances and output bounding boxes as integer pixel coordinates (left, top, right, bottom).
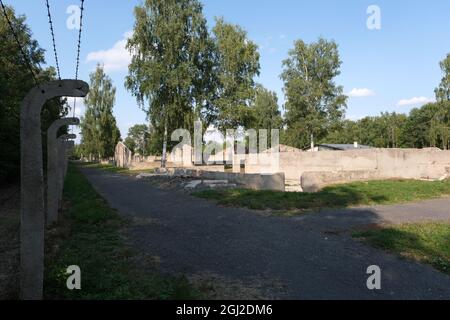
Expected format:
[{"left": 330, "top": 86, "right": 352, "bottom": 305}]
[
  {"left": 324, "top": 112, "right": 409, "bottom": 148},
  {"left": 281, "top": 38, "right": 347, "bottom": 149},
  {"left": 401, "top": 102, "right": 449, "bottom": 149},
  {"left": 124, "top": 124, "right": 150, "bottom": 155},
  {"left": 435, "top": 54, "right": 450, "bottom": 103},
  {"left": 248, "top": 84, "right": 282, "bottom": 133},
  {"left": 126, "top": 0, "right": 216, "bottom": 166},
  {"left": 80, "top": 65, "right": 121, "bottom": 159},
  {"left": 0, "top": 5, "right": 66, "bottom": 182},
  {"left": 212, "top": 17, "right": 260, "bottom": 132}
]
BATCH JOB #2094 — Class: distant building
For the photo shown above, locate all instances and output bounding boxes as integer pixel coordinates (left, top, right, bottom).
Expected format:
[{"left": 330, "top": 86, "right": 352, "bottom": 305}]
[{"left": 262, "top": 144, "right": 304, "bottom": 153}]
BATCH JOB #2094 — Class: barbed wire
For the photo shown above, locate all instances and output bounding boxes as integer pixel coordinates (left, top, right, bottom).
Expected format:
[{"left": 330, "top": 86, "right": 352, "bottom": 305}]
[
  {"left": 45, "top": 0, "right": 61, "bottom": 80},
  {"left": 75, "top": 0, "right": 84, "bottom": 81},
  {"left": 0, "top": 0, "right": 38, "bottom": 84},
  {"left": 73, "top": 0, "right": 85, "bottom": 118}
]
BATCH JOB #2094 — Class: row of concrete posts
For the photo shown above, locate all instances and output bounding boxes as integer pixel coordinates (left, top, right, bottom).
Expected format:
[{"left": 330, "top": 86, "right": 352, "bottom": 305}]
[{"left": 20, "top": 80, "right": 90, "bottom": 300}]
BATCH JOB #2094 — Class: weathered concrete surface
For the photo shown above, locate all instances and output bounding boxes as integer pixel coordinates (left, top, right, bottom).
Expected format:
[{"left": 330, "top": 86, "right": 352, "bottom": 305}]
[
  {"left": 56, "top": 135, "right": 76, "bottom": 212},
  {"left": 301, "top": 170, "right": 380, "bottom": 192},
  {"left": 47, "top": 119, "right": 79, "bottom": 226},
  {"left": 20, "top": 80, "right": 88, "bottom": 300},
  {"left": 164, "top": 168, "right": 285, "bottom": 191},
  {"left": 80, "top": 167, "right": 450, "bottom": 299},
  {"left": 64, "top": 140, "right": 75, "bottom": 179},
  {"left": 114, "top": 141, "right": 132, "bottom": 168},
  {"left": 246, "top": 148, "right": 450, "bottom": 189}
]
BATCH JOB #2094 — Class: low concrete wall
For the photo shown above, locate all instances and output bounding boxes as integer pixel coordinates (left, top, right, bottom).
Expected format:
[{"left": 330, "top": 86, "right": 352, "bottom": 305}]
[
  {"left": 301, "top": 170, "right": 381, "bottom": 192},
  {"left": 246, "top": 148, "right": 450, "bottom": 182},
  {"left": 193, "top": 165, "right": 226, "bottom": 172},
  {"left": 166, "top": 168, "right": 285, "bottom": 192}
]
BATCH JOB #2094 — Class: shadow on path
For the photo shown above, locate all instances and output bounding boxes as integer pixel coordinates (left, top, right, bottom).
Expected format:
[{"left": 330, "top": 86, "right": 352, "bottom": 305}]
[{"left": 80, "top": 167, "right": 450, "bottom": 300}]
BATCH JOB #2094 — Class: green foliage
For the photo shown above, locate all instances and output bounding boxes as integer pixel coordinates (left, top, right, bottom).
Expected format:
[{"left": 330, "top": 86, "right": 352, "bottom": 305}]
[
  {"left": 212, "top": 17, "right": 260, "bottom": 132},
  {"left": 45, "top": 165, "right": 200, "bottom": 299},
  {"left": 435, "top": 54, "right": 450, "bottom": 103},
  {"left": 248, "top": 84, "right": 282, "bottom": 132},
  {"left": 194, "top": 179, "right": 450, "bottom": 213},
  {"left": 124, "top": 124, "right": 150, "bottom": 155},
  {"left": 126, "top": 0, "right": 216, "bottom": 155},
  {"left": 281, "top": 38, "right": 347, "bottom": 149},
  {"left": 354, "top": 223, "right": 450, "bottom": 275},
  {"left": 402, "top": 102, "right": 450, "bottom": 149},
  {"left": 0, "top": 5, "right": 66, "bottom": 182},
  {"left": 80, "top": 65, "right": 121, "bottom": 159},
  {"left": 325, "top": 112, "right": 408, "bottom": 148}
]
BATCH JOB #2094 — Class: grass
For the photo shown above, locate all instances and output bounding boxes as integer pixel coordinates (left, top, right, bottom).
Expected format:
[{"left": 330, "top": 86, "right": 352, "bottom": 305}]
[
  {"left": 44, "top": 164, "right": 199, "bottom": 299},
  {"left": 81, "top": 162, "right": 155, "bottom": 176},
  {"left": 353, "top": 223, "right": 450, "bottom": 275},
  {"left": 193, "top": 179, "right": 450, "bottom": 213}
]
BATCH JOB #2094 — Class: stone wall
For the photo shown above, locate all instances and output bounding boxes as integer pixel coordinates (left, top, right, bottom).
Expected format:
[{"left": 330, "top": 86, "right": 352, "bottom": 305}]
[
  {"left": 114, "top": 142, "right": 132, "bottom": 168},
  {"left": 245, "top": 148, "right": 450, "bottom": 190},
  {"left": 166, "top": 168, "right": 285, "bottom": 192},
  {"left": 301, "top": 170, "right": 380, "bottom": 192}
]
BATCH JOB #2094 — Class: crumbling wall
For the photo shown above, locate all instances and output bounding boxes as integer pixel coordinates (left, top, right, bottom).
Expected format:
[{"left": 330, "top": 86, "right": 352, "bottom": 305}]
[
  {"left": 114, "top": 142, "right": 132, "bottom": 168},
  {"left": 245, "top": 148, "right": 450, "bottom": 190},
  {"left": 165, "top": 168, "right": 285, "bottom": 192}
]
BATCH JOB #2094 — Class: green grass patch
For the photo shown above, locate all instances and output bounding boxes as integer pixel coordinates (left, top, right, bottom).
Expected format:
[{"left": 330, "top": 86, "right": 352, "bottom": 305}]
[
  {"left": 81, "top": 163, "right": 155, "bottom": 176},
  {"left": 193, "top": 179, "right": 450, "bottom": 213},
  {"left": 353, "top": 223, "right": 450, "bottom": 275},
  {"left": 44, "top": 164, "right": 199, "bottom": 299}
]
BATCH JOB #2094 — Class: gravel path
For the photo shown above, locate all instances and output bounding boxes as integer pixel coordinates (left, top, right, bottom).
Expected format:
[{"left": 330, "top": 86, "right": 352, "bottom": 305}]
[
  {"left": 81, "top": 168, "right": 450, "bottom": 300},
  {"left": 294, "top": 197, "right": 450, "bottom": 233}
]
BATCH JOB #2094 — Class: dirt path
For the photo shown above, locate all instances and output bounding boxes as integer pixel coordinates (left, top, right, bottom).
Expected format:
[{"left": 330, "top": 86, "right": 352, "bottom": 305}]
[{"left": 81, "top": 167, "right": 450, "bottom": 299}]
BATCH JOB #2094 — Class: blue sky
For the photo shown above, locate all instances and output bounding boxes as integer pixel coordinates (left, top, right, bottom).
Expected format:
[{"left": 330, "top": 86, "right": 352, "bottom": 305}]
[{"left": 7, "top": 0, "right": 450, "bottom": 139}]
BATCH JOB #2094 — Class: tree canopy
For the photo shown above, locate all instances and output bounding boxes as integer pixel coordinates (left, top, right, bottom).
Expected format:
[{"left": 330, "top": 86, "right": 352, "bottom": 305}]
[
  {"left": 126, "top": 0, "right": 216, "bottom": 151},
  {"left": 0, "top": 5, "right": 66, "bottom": 182},
  {"left": 80, "top": 65, "right": 121, "bottom": 159},
  {"left": 281, "top": 38, "right": 347, "bottom": 149},
  {"left": 435, "top": 54, "right": 450, "bottom": 103},
  {"left": 124, "top": 124, "right": 150, "bottom": 156},
  {"left": 212, "top": 17, "right": 260, "bottom": 132},
  {"left": 249, "top": 84, "right": 282, "bottom": 132}
]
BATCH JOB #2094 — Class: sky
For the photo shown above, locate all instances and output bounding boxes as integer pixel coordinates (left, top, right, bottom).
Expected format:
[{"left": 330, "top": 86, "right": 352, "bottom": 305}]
[{"left": 7, "top": 0, "right": 450, "bottom": 140}]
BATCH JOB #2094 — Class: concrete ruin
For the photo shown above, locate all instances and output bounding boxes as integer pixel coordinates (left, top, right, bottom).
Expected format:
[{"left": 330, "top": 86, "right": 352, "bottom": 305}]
[
  {"left": 246, "top": 148, "right": 450, "bottom": 192},
  {"left": 160, "top": 168, "right": 285, "bottom": 192},
  {"left": 114, "top": 141, "right": 133, "bottom": 168},
  {"left": 113, "top": 140, "right": 450, "bottom": 193}
]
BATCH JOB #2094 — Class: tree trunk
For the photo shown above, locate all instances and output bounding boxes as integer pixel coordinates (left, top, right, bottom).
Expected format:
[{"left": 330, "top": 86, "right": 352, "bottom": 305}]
[{"left": 161, "top": 123, "right": 168, "bottom": 168}]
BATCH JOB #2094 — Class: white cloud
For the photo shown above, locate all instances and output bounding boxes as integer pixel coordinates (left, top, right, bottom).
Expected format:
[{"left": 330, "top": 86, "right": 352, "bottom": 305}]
[
  {"left": 86, "top": 31, "right": 132, "bottom": 72},
  {"left": 397, "top": 96, "right": 435, "bottom": 106},
  {"left": 347, "top": 88, "right": 375, "bottom": 98}
]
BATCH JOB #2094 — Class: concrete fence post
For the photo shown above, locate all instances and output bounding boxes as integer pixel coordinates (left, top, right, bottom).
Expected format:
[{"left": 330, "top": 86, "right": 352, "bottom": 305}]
[
  {"left": 56, "top": 134, "right": 76, "bottom": 213},
  {"left": 47, "top": 120, "right": 79, "bottom": 227},
  {"left": 20, "top": 80, "right": 89, "bottom": 300},
  {"left": 64, "top": 140, "right": 75, "bottom": 179}
]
